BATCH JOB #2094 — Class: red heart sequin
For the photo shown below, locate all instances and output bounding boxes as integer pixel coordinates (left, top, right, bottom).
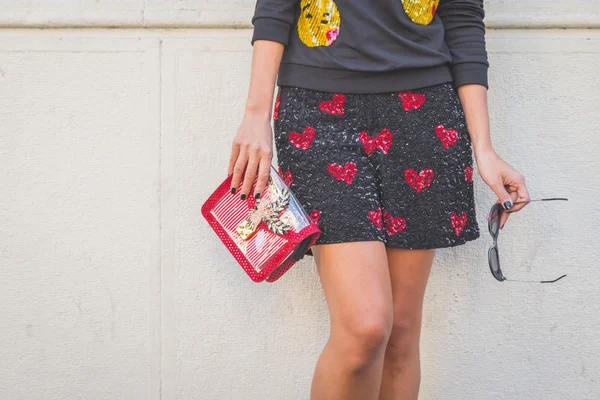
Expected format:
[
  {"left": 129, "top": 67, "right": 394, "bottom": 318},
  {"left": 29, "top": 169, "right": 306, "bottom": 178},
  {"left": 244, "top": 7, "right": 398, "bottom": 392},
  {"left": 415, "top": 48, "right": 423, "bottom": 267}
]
[
  {"left": 273, "top": 94, "right": 281, "bottom": 121},
  {"left": 435, "top": 124, "right": 459, "bottom": 150},
  {"left": 289, "top": 127, "right": 315, "bottom": 150},
  {"left": 358, "top": 129, "right": 392, "bottom": 155},
  {"left": 277, "top": 166, "right": 293, "bottom": 186},
  {"left": 328, "top": 161, "right": 357, "bottom": 185},
  {"left": 450, "top": 211, "right": 467, "bottom": 236},
  {"left": 368, "top": 207, "right": 383, "bottom": 229},
  {"left": 310, "top": 209, "right": 321, "bottom": 224},
  {"left": 404, "top": 168, "right": 434, "bottom": 192},
  {"left": 464, "top": 166, "right": 474, "bottom": 182},
  {"left": 383, "top": 209, "right": 406, "bottom": 236},
  {"left": 398, "top": 90, "right": 426, "bottom": 110},
  {"left": 359, "top": 132, "right": 378, "bottom": 155},
  {"left": 432, "top": 5, "right": 437, "bottom": 16},
  {"left": 319, "top": 93, "right": 345, "bottom": 115}
]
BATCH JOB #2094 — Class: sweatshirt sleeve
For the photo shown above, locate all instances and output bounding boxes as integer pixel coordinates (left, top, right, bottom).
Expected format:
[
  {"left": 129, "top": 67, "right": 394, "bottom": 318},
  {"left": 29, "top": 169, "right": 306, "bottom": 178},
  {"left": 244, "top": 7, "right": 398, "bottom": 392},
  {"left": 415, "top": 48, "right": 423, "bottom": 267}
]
[
  {"left": 437, "top": 0, "right": 489, "bottom": 89},
  {"left": 251, "top": 0, "right": 299, "bottom": 47}
]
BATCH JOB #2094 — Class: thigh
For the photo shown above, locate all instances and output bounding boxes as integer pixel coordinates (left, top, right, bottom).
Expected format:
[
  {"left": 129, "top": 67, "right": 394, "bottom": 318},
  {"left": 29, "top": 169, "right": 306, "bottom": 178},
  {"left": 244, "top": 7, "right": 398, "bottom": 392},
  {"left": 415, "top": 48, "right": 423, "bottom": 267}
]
[
  {"left": 385, "top": 248, "right": 435, "bottom": 325},
  {"left": 312, "top": 241, "right": 393, "bottom": 334},
  {"left": 372, "top": 82, "right": 480, "bottom": 250},
  {"left": 274, "top": 85, "right": 385, "bottom": 248}
]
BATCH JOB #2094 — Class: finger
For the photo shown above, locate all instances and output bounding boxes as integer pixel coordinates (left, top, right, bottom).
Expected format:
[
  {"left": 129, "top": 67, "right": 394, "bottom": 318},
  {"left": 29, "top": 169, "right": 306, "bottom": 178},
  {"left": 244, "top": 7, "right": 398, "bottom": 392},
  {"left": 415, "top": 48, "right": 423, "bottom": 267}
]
[
  {"left": 231, "top": 149, "right": 249, "bottom": 195},
  {"left": 228, "top": 140, "right": 241, "bottom": 176},
  {"left": 499, "top": 192, "right": 518, "bottom": 228},
  {"left": 512, "top": 177, "right": 531, "bottom": 213},
  {"left": 490, "top": 180, "right": 514, "bottom": 211},
  {"left": 239, "top": 152, "right": 260, "bottom": 200},
  {"left": 253, "top": 155, "right": 272, "bottom": 199}
]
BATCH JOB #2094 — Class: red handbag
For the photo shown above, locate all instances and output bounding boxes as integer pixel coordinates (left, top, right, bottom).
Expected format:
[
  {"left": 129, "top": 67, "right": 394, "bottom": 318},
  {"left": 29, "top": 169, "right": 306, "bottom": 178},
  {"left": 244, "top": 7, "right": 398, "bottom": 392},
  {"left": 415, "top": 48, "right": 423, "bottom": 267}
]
[{"left": 201, "top": 165, "right": 321, "bottom": 283}]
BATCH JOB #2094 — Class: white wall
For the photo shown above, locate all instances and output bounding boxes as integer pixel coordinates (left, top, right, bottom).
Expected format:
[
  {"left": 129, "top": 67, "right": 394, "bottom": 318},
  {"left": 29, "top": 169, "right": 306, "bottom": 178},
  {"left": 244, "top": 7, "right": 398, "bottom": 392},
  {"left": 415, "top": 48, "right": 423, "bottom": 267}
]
[{"left": 0, "top": 2, "right": 599, "bottom": 400}]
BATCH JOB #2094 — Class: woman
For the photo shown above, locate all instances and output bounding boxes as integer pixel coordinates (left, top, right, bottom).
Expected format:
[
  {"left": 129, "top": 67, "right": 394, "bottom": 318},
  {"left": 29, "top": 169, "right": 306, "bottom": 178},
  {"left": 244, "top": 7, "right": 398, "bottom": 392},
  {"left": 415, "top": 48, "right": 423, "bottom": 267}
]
[{"left": 228, "top": 0, "right": 530, "bottom": 398}]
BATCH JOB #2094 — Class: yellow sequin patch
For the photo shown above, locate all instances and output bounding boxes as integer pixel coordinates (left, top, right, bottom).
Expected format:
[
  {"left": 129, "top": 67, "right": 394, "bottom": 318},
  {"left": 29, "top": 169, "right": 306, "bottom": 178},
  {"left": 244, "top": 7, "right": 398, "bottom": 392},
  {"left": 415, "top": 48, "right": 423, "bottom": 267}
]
[
  {"left": 401, "top": 0, "right": 440, "bottom": 25},
  {"left": 297, "top": 0, "right": 341, "bottom": 48}
]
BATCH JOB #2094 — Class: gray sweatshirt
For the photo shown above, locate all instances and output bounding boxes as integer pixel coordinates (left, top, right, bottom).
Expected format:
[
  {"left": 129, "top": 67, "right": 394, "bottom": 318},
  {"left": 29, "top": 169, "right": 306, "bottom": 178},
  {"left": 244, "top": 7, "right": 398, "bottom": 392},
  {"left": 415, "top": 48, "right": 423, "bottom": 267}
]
[{"left": 251, "top": 0, "right": 489, "bottom": 93}]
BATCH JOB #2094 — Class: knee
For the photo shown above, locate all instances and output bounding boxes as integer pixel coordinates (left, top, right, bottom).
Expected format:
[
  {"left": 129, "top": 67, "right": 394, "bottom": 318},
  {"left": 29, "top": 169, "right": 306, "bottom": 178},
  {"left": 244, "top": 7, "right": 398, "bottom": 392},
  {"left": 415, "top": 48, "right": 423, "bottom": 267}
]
[
  {"left": 384, "top": 312, "right": 421, "bottom": 369},
  {"left": 336, "top": 314, "right": 393, "bottom": 373}
]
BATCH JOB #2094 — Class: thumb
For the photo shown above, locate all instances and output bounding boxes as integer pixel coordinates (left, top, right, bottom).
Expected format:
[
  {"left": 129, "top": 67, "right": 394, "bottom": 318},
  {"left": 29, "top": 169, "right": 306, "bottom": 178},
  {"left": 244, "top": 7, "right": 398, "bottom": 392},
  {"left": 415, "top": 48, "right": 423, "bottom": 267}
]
[{"left": 490, "top": 180, "right": 513, "bottom": 210}]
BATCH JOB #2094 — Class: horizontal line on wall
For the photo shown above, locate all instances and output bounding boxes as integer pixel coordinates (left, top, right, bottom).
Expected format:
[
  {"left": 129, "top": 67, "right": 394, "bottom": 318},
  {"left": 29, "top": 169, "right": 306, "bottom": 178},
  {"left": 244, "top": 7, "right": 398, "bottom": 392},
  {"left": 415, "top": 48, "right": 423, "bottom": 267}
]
[{"left": 0, "top": 5, "right": 598, "bottom": 29}]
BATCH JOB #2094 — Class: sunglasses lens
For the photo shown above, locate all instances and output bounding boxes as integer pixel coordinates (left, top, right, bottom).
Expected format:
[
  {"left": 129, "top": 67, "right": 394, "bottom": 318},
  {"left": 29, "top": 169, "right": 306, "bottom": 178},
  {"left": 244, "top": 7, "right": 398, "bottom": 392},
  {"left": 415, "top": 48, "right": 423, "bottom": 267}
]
[
  {"left": 489, "top": 246, "right": 500, "bottom": 274},
  {"left": 490, "top": 205, "right": 500, "bottom": 235}
]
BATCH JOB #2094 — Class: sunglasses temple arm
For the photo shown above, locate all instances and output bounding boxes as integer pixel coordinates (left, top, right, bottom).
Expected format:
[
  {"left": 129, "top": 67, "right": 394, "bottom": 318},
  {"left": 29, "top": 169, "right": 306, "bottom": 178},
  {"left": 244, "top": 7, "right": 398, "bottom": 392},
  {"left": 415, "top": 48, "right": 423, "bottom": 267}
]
[
  {"left": 512, "top": 198, "right": 569, "bottom": 204},
  {"left": 503, "top": 274, "right": 567, "bottom": 283},
  {"left": 540, "top": 274, "right": 567, "bottom": 283}
]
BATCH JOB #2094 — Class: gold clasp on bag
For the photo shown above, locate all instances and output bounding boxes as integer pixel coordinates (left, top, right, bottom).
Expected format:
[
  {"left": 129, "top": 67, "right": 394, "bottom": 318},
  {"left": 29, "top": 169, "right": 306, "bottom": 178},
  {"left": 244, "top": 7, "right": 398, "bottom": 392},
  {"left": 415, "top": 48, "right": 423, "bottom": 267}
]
[{"left": 236, "top": 184, "right": 292, "bottom": 240}]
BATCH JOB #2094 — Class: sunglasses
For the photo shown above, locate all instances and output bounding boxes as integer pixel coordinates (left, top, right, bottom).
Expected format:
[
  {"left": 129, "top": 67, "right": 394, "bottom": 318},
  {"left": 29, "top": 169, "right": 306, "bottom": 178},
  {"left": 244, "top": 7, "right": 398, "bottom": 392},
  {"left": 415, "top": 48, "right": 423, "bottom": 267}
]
[{"left": 488, "top": 197, "right": 569, "bottom": 283}]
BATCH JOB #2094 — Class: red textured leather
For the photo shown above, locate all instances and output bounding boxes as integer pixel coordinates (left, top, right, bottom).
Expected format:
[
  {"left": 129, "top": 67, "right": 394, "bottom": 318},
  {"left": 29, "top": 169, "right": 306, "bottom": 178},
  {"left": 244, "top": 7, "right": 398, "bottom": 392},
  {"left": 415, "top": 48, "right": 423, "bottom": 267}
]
[{"left": 201, "top": 166, "right": 321, "bottom": 283}]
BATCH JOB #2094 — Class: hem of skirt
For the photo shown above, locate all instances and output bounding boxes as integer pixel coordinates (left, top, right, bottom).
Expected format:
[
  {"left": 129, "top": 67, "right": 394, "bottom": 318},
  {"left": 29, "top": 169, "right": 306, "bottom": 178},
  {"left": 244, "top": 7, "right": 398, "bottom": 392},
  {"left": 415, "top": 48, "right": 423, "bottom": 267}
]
[
  {"left": 385, "top": 230, "right": 481, "bottom": 250},
  {"left": 303, "top": 231, "right": 480, "bottom": 257},
  {"left": 304, "top": 236, "right": 386, "bottom": 257}
]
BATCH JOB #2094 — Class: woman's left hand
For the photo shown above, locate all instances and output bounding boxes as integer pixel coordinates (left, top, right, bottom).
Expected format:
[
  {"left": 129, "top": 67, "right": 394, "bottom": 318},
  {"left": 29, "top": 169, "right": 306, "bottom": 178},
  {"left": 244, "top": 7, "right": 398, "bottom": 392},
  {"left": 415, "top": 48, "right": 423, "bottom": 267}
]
[{"left": 475, "top": 148, "right": 531, "bottom": 229}]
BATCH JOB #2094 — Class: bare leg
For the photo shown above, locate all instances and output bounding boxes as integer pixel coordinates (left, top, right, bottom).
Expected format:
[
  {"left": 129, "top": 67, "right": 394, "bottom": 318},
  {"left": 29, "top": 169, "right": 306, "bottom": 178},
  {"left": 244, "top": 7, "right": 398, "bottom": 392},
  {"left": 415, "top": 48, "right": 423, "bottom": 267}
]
[
  {"left": 378, "top": 248, "right": 435, "bottom": 400},
  {"left": 310, "top": 241, "right": 394, "bottom": 400}
]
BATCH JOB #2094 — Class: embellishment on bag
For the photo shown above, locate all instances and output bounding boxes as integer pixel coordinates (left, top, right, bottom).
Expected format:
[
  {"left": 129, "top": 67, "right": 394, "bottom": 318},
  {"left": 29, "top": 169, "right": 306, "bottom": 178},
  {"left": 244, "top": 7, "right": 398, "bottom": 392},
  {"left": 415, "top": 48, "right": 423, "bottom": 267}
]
[
  {"left": 319, "top": 93, "right": 345, "bottom": 115},
  {"left": 328, "top": 161, "right": 357, "bottom": 185},
  {"left": 368, "top": 207, "right": 384, "bottom": 229},
  {"left": 401, "top": 0, "right": 440, "bottom": 25},
  {"left": 359, "top": 129, "right": 392, "bottom": 155},
  {"left": 278, "top": 166, "right": 294, "bottom": 186},
  {"left": 436, "top": 124, "right": 458, "bottom": 150},
  {"left": 398, "top": 90, "right": 426, "bottom": 110},
  {"left": 310, "top": 209, "right": 321, "bottom": 224},
  {"left": 298, "top": 0, "right": 341, "bottom": 47},
  {"left": 236, "top": 182, "right": 292, "bottom": 240},
  {"left": 404, "top": 168, "right": 434, "bottom": 192},
  {"left": 383, "top": 209, "right": 406, "bottom": 235},
  {"left": 289, "top": 127, "right": 316, "bottom": 149},
  {"left": 464, "top": 166, "right": 474, "bottom": 183},
  {"left": 273, "top": 94, "right": 281, "bottom": 121},
  {"left": 450, "top": 211, "right": 467, "bottom": 236}
]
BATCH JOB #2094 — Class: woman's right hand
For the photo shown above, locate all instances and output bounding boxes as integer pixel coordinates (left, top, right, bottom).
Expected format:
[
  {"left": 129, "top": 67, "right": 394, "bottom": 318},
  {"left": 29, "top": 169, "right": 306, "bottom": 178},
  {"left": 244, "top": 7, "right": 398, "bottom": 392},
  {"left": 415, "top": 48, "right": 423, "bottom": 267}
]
[{"left": 227, "top": 110, "right": 273, "bottom": 201}]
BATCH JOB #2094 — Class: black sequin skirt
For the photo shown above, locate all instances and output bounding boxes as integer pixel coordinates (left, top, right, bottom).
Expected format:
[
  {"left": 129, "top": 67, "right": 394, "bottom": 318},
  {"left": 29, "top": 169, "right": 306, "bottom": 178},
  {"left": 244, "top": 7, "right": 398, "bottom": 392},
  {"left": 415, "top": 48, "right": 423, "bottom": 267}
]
[{"left": 273, "top": 82, "right": 480, "bottom": 256}]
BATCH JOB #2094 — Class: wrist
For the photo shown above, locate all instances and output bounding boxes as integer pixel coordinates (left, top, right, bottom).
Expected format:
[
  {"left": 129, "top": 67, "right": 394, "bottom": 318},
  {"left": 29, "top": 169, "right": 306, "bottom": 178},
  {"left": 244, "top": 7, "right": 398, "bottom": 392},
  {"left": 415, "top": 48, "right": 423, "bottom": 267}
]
[
  {"left": 473, "top": 142, "right": 495, "bottom": 159},
  {"left": 244, "top": 105, "right": 271, "bottom": 122}
]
